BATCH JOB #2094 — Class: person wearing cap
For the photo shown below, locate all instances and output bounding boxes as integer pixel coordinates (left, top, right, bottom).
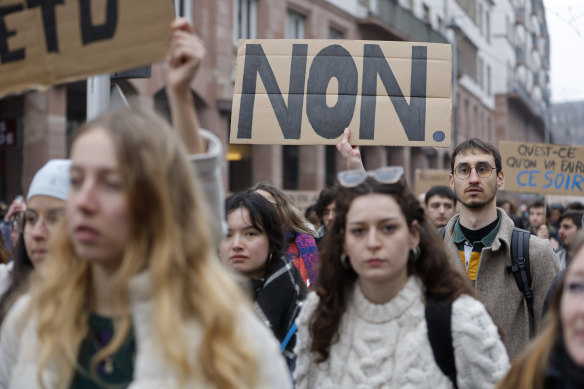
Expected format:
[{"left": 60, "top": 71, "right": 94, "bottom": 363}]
[{"left": 0, "top": 159, "right": 71, "bottom": 323}]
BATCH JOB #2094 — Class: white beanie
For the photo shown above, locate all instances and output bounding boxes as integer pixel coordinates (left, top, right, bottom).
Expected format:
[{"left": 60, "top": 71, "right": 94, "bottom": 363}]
[{"left": 27, "top": 159, "right": 72, "bottom": 202}]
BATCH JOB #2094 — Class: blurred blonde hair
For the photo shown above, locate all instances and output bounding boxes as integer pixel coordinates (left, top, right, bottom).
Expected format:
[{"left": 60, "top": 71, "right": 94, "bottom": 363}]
[
  {"left": 496, "top": 231, "right": 584, "bottom": 389},
  {"left": 28, "top": 108, "right": 258, "bottom": 388},
  {"left": 250, "top": 181, "right": 315, "bottom": 236}
]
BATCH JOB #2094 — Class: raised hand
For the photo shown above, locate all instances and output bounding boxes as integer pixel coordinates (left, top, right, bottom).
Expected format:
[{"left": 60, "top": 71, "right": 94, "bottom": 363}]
[
  {"left": 165, "top": 17, "right": 206, "bottom": 96},
  {"left": 336, "top": 128, "right": 364, "bottom": 171}
]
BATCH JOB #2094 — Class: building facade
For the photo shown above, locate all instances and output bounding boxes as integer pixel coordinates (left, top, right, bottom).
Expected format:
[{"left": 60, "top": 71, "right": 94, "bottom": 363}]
[
  {"left": 0, "top": 0, "right": 552, "bottom": 200},
  {"left": 551, "top": 100, "right": 584, "bottom": 146},
  {"left": 491, "top": 0, "right": 551, "bottom": 143}
]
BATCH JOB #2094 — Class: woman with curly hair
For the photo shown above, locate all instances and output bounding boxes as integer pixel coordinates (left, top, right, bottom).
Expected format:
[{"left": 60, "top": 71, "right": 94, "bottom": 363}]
[
  {"left": 0, "top": 19, "right": 290, "bottom": 389},
  {"left": 294, "top": 167, "right": 509, "bottom": 388}
]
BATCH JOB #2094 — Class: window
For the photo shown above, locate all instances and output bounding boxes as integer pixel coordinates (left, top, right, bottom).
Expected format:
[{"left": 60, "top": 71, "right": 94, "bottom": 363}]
[
  {"left": 455, "top": 0, "right": 476, "bottom": 22},
  {"left": 227, "top": 144, "right": 252, "bottom": 191},
  {"left": 283, "top": 146, "right": 299, "bottom": 189},
  {"left": 423, "top": 4, "right": 430, "bottom": 24},
  {"left": 478, "top": 57, "right": 483, "bottom": 87},
  {"left": 506, "top": 60, "right": 513, "bottom": 89},
  {"left": 486, "top": 12, "right": 490, "bottom": 43},
  {"left": 233, "top": 0, "right": 257, "bottom": 44},
  {"left": 487, "top": 65, "right": 491, "bottom": 95},
  {"left": 477, "top": 3, "right": 483, "bottom": 34},
  {"left": 457, "top": 35, "right": 478, "bottom": 82},
  {"left": 329, "top": 27, "right": 344, "bottom": 39},
  {"left": 325, "top": 146, "right": 337, "bottom": 187},
  {"left": 287, "top": 10, "right": 305, "bottom": 39}
]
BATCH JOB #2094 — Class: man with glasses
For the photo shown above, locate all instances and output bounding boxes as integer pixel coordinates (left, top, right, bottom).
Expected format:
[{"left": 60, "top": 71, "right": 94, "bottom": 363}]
[{"left": 443, "top": 138, "right": 559, "bottom": 360}]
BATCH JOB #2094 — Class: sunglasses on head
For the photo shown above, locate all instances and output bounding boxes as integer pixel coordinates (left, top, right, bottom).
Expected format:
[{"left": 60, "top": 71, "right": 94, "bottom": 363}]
[{"left": 337, "top": 166, "right": 404, "bottom": 188}]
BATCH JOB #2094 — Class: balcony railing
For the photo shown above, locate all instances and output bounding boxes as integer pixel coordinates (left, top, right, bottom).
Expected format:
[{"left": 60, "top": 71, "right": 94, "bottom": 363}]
[
  {"left": 510, "top": 81, "right": 548, "bottom": 122},
  {"left": 515, "top": 47, "right": 525, "bottom": 64},
  {"left": 515, "top": 7, "right": 525, "bottom": 25},
  {"left": 375, "top": 0, "right": 448, "bottom": 43}
]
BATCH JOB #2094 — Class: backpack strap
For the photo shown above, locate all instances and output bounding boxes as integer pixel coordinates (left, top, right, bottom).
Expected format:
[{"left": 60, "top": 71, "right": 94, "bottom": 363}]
[
  {"left": 438, "top": 226, "right": 446, "bottom": 239},
  {"left": 506, "top": 228, "right": 534, "bottom": 320},
  {"left": 425, "top": 294, "right": 458, "bottom": 389},
  {"left": 280, "top": 322, "right": 297, "bottom": 352}
]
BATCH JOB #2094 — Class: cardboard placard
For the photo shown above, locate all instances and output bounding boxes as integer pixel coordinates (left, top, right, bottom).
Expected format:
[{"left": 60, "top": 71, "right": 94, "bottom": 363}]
[
  {"left": 231, "top": 39, "right": 452, "bottom": 146},
  {"left": 500, "top": 141, "right": 584, "bottom": 196},
  {"left": 414, "top": 169, "right": 451, "bottom": 195},
  {"left": 0, "top": 0, "right": 174, "bottom": 97}
]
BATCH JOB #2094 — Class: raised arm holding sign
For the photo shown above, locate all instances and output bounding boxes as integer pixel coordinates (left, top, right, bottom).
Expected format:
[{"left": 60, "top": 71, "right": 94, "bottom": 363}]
[{"left": 0, "top": 0, "right": 174, "bottom": 97}]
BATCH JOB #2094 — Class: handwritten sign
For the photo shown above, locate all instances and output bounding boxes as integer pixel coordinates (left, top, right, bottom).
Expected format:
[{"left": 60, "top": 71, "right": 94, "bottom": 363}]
[
  {"left": 0, "top": 0, "right": 174, "bottom": 97},
  {"left": 500, "top": 141, "right": 584, "bottom": 196},
  {"left": 414, "top": 169, "right": 451, "bottom": 195},
  {"left": 231, "top": 39, "right": 452, "bottom": 146}
]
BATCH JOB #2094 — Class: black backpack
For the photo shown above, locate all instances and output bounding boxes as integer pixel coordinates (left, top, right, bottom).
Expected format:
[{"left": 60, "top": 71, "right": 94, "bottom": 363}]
[
  {"left": 425, "top": 294, "right": 458, "bottom": 388},
  {"left": 430, "top": 227, "right": 533, "bottom": 387}
]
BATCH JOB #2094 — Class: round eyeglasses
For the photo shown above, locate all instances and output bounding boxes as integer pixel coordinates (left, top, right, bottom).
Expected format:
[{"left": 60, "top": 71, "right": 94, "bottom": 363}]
[{"left": 453, "top": 163, "right": 497, "bottom": 180}]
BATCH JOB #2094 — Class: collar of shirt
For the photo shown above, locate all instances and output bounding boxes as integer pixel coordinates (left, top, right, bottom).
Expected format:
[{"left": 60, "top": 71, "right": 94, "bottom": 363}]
[{"left": 453, "top": 216, "right": 501, "bottom": 249}]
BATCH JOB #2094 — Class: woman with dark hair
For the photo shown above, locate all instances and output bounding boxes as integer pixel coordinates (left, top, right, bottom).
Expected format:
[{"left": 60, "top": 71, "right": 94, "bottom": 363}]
[
  {"left": 294, "top": 167, "right": 509, "bottom": 388},
  {"left": 250, "top": 182, "right": 319, "bottom": 289},
  {"left": 496, "top": 231, "right": 584, "bottom": 389},
  {"left": 220, "top": 192, "right": 307, "bottom": 371}
]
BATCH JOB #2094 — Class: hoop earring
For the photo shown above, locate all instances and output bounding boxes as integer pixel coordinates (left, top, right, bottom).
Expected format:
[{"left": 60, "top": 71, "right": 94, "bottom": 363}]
[
  {"left": 340, "top": 253, "right": 350, "bottom": 269},
  {"left": 409, "top": 246, "right": 421, "bottom": 262}
]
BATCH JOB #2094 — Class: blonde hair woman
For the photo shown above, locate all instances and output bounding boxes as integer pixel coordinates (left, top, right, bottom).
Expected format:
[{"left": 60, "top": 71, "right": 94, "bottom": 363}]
[
  {"left": 0, "top": 19, "right": 290, "bottom": 389},
  {"left": 496, "top": 231, "right": 584, "bottom": 389}
]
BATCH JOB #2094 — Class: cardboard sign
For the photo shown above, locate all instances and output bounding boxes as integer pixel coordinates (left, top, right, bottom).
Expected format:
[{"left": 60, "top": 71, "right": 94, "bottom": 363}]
[
  {"left": 414, "top": 169, "right": 451, "bottom": 195},
  {"left": 500, "top": 141, "right": 584, "bottom": 196},
  {"left": 0, "top": 0, "right": 174, "bottom": 97},
  {"left": 231, "top": 39, "right": 452, "bottom": 146}
]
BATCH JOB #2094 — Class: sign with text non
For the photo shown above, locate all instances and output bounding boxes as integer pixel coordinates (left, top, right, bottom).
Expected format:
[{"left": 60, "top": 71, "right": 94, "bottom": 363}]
[
  {"left": 231, "top": 39, "right": 452, "bottom": 146},
  {"left": 0, "top": 0, "right": 174, "bottom": 97},
  {"left": 500, "top": 141, "right": 584, "bottom": 196}
]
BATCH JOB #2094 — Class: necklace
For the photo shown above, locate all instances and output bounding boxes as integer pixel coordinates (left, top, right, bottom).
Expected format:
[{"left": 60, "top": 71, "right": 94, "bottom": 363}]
[{"left": 90, "top": 330, "right": 115, "bottom": 375}]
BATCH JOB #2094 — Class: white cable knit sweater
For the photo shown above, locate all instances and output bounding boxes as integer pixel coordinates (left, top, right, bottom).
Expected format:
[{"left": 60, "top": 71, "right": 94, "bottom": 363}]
[{"left": 294, "top": 277, "right": 510, "bottom": 389}]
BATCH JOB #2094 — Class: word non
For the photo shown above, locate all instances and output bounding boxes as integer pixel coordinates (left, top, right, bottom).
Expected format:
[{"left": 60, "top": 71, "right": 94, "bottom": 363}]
[{"left": 237, "top": 43, "right": 428, "bottom": 142}]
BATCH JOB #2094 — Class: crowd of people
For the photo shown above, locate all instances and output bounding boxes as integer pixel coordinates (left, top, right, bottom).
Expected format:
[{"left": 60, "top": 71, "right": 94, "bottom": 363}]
[{"left": 0, "top": 18, "right": 579, "bottom": 389}]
